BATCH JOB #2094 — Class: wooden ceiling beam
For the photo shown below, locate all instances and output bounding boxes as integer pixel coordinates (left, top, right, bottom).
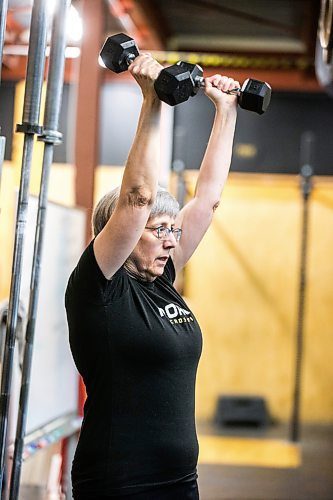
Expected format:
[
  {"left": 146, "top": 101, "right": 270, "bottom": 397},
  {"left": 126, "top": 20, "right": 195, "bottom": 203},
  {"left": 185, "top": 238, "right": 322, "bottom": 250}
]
[
  {"left": 1, "top": 49, "right": 322, "bottom": 93},
  {"left": 101, "top": 65, "right": 322, "bottom": 93},
  {"left": 203, "top": 67, "right": 321, "bottom": 92},
  {"left": 1, "top": 54, "right": 77, "bottom": 83}
]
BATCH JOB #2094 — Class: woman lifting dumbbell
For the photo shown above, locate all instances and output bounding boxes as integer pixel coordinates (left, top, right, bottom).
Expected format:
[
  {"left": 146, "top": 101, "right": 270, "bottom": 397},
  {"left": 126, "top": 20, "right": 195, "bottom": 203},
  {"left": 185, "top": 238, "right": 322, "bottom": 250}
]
[{"left": 65, "top": 51, "right": 239, "bottom": 499}]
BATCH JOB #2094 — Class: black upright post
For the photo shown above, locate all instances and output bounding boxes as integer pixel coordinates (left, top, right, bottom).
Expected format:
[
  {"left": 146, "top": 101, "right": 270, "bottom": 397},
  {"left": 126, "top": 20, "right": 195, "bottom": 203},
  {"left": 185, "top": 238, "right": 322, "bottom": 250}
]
[
  {"left": 290, "top": 131, "right": 315, "bottom": 443},
  {"left": 172, "top": 124, "right": 187, "bottom": 210},
  {"left": 0, "top": 0, "right": 48, "bottom": 494},
  {"left": 8, "top": 1, "right": 71, "bottom": 498}
]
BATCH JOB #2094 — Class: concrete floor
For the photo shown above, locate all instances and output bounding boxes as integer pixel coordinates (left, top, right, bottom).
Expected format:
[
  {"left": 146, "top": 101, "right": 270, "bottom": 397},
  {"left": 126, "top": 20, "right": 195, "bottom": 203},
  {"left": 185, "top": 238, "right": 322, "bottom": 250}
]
[{"left": 197, "top": 422, "right": 333, "bottom": 500}]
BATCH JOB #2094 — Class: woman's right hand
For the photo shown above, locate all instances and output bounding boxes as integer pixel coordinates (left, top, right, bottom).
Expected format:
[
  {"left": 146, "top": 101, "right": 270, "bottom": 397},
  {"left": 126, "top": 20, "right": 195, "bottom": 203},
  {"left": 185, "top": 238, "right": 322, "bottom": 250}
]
[
  {"left": 128, "top": 53, "right": 163, "bottom": 101},
  {"left": 204, "top": 74, "right": 240, "bottom": 112}
]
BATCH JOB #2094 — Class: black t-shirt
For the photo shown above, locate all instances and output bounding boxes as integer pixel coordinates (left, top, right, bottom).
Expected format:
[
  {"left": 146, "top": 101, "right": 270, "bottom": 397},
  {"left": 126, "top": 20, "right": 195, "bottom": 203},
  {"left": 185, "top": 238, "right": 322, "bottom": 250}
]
[{"left": 65, "top": 241, "right": 203, "bottom": 497}]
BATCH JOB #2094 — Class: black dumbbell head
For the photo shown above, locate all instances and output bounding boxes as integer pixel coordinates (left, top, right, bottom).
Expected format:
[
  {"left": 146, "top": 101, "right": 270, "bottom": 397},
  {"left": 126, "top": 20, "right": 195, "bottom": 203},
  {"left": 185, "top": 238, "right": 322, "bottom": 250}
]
[
  {"left": 100, "top": 33, "right": 139, "bottom": 73},
  {"left": 238, "top": 79, "right": 272, "bottom": 114},
  {"left": 176, "top": 62, "right": 203, "bottom": 96},
  {"left": 154, "top": 62, "right": 203, "bottom": 106}
]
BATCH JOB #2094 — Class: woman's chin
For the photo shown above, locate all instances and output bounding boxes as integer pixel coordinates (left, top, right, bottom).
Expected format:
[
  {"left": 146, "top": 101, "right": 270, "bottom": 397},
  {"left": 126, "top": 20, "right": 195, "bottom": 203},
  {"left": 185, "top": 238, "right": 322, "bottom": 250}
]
[{"left": 151, "top": 263, "right": 166, "bottom": 277}]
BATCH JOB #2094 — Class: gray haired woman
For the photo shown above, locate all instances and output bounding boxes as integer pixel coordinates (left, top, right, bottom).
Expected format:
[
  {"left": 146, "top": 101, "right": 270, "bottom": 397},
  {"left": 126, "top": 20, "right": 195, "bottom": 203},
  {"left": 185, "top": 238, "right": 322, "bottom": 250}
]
[{"left": 65, "top": 53, "right": 238, "bottom": 499}]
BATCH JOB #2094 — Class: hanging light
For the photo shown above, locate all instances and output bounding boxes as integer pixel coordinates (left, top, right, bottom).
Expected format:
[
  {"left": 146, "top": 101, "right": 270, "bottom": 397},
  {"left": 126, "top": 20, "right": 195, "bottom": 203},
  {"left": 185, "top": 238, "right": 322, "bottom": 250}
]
[{"left": 66, "top": 5, "right": 83, "bottom": 43}]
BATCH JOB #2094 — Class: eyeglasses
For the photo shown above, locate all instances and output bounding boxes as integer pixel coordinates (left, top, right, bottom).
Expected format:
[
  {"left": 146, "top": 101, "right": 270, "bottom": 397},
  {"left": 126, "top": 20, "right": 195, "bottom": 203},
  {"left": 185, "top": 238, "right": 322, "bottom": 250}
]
[{"left": 145, "top": 225, "right": 182, "bottom": 242}]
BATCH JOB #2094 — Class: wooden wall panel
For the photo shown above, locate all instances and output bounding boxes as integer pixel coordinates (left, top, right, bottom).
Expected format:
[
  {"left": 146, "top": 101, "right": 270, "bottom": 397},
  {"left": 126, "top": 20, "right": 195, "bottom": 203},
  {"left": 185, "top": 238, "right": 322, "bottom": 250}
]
[{"left": 184, "top": 172, "right": 333, "bottom": 423}]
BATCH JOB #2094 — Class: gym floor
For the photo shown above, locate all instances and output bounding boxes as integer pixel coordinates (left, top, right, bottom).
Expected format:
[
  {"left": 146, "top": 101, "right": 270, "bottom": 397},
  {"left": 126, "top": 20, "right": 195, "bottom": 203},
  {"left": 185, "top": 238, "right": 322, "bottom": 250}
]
[
  {"left": 19, "top": 422, "right": 333, "bottom": 500},
  {"left": 197, "top": 421, "right": 333, "bottom": 500}
]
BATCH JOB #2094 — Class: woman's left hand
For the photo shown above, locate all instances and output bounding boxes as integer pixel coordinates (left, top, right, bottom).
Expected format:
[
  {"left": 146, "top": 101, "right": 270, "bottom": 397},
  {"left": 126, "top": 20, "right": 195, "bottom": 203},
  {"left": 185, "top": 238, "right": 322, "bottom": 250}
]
[{"left": 204, "top": 74, "right": 240, "bottom": 110}]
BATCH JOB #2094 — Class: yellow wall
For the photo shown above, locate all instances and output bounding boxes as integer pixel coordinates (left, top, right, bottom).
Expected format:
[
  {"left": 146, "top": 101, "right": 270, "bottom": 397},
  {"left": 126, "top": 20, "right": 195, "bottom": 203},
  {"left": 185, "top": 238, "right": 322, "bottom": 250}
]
[
  {"left": 93, "top": 165, "right": 124, "bottom": 204},
  {"left": 0, "top": 162, "right": 16, "bottom": 300},
  {"left": 183, "top": 172, "right": 333, "bottom": 423}
]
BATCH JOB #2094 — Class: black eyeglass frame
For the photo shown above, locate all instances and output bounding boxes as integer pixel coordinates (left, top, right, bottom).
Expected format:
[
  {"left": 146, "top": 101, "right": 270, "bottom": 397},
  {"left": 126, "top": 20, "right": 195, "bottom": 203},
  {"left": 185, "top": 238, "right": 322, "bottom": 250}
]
[{"left": 145, "top": 225, "right": 182, "bottom": 242}]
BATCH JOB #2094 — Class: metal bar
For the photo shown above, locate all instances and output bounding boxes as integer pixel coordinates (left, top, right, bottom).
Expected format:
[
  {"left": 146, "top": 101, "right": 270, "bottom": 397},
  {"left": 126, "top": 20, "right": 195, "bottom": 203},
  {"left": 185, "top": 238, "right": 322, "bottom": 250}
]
[
  {"left": 0, "top": 0, "right": 48, "bottom": 493},
  {"left": 290, "top": 131, "right": 315, "bottom": 442},
  {"left": 8, "top": 1, "right": 70, "bottom": 498}
]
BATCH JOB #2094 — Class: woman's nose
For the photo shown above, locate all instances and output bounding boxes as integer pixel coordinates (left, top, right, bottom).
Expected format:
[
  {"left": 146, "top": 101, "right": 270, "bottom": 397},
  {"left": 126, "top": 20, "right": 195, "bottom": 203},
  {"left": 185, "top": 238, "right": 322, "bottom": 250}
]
[{"left": 163, "top": 233, "right": 177, "bottom": 247}]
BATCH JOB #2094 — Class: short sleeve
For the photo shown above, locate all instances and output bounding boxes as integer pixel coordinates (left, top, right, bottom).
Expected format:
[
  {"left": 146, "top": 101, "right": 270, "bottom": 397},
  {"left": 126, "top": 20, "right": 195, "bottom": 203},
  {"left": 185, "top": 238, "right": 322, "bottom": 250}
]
[{"left": 65, "top": 240, "right": 129, "bottom": 305}]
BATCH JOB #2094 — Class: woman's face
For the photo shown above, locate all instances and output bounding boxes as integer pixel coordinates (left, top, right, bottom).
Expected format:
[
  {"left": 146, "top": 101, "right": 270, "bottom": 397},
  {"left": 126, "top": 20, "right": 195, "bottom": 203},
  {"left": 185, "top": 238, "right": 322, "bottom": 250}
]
[{"left": 128, "top": 214, "right": 179, "bottom": 281}]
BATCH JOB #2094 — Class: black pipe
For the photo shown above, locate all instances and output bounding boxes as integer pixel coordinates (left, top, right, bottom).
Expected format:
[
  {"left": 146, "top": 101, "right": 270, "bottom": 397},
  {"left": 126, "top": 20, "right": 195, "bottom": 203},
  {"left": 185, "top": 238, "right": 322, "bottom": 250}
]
[
  {"left": 290, "top": 131, "right": 315, "bottom": 442},
  {"left": 172, "top": 124, "right": 187, "bottom": 210},
  {"left": 0, "top": 0, "right": 48, "bottom": 493},
  {"left": 8, "top": 1, "right": 71, "bottom": 498}
]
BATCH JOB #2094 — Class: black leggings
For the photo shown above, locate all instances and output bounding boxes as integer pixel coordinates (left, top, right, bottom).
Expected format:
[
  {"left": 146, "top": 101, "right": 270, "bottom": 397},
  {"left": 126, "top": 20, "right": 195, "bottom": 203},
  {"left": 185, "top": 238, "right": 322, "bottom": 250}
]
[{"left": 73, "top": 479, "right": 199, "bottom": 500}]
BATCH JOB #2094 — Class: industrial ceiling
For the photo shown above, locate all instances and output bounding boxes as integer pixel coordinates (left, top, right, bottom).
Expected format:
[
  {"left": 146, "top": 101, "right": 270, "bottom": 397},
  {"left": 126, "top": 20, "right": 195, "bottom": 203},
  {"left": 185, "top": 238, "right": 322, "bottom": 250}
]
[{"left": 1, "top": 0, "right": 333, "bottom": 94}]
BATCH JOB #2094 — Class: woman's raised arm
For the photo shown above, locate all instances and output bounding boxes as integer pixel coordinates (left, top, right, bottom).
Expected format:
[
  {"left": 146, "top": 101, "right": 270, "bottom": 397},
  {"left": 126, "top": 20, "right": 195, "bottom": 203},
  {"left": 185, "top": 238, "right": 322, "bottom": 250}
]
[
  {"left": 94, "top": 54, "right": 163, "bottom": 279},
  {"left": 172, "top": 75, "right": 239, "bottom": 272}
]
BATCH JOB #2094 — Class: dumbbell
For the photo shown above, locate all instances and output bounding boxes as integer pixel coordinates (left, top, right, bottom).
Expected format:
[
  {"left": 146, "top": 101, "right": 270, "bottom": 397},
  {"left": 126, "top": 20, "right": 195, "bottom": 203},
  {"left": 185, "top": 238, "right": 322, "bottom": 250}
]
[
  {"left": 100, "top": 33, "right": 184, "bottom": 108},
  {"left": 100, "top": 34, "right": 271, "bottom": 114},
  {"left": 100, "top": 33, "right": 140, "bottom": 73},
  {"left": 154, "top": 61, "right": 271, "bottom": 114},
  {"left": 100, "top": 32, "right": 174, "bottom": 105}
]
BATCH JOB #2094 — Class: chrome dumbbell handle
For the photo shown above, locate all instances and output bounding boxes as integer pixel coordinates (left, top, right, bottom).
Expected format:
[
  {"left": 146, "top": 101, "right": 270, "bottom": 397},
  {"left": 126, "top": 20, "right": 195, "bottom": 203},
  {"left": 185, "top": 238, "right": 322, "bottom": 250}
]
[
  {"left": 194, "top": 73, "right": 243, "bottom": 97},
  {"left": 124, "top": 52, "right": 136, "bottom": 66}
]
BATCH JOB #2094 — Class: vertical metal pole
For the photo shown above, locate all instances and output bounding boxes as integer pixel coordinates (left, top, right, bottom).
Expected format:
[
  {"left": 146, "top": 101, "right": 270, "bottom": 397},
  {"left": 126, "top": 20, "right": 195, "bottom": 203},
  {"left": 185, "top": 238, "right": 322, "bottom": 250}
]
[
  {"left": 0, "top": 0, "right": 48, "bottom": 493},
  {"left": 0, "top": 0, "right": 9, "bottom": 194},
  {"left": 290, "top": 131, "right": 315, "bottom": 442},
  {"left": 8, "top": 2, "right": 71, "bottom": 498}
]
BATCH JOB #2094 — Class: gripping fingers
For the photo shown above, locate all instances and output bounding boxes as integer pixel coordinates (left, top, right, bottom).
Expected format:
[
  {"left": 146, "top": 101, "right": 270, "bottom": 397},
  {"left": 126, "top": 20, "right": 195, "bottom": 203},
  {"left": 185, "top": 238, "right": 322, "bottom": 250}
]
[
  {"left": 217, "top": 76, "right": 240, "bottom": 93},
  {"left": 129, "top": 53, "right": 162, "bottom": 80},
  {"left": 212, "top": 75, "right": 229, "bottom": 91},
  {"left": 206, "top": 74, "right": 240, "bottom": 94},
  {"left": 128, "top": 54, "right": 150, "bottom": 75},
  {"left": 204, "top": 74, "right": 240, "bottom": 107}
]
